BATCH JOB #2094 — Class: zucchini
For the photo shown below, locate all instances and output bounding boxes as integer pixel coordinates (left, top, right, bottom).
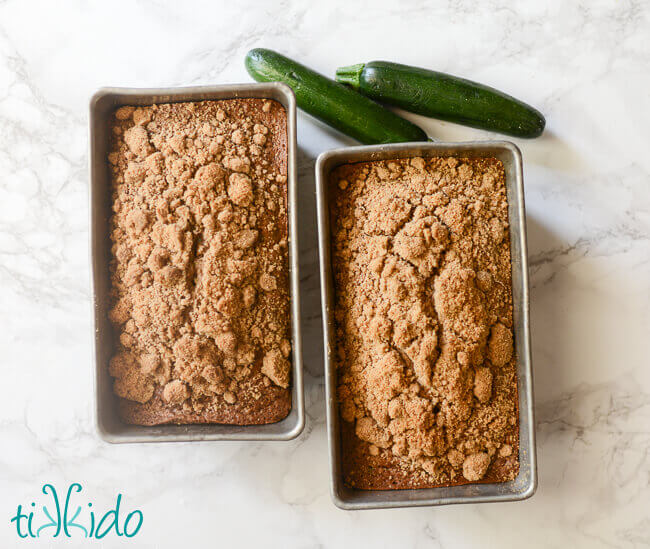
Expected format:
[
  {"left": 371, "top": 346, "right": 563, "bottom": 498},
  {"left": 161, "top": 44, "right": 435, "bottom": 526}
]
[
  {"left": 245, "top": 49, "right": 428, "bottom": 144},
  {"left": 336, "top": 61, "right": 545, "bottom": 138}
]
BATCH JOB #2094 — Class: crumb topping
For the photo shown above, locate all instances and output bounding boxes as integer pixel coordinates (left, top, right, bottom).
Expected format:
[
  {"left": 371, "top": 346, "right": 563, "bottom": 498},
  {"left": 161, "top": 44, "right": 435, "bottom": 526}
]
[
  {"left": 107, "top": 99, "right": 291, "bottom": 422},
  {"left": 332, "top": 156, "right": 519, "bottom": 489}
]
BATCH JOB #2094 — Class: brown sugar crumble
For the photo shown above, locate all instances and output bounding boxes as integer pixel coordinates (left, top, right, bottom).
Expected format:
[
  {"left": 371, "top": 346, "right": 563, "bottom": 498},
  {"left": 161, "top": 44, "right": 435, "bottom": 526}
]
[
  {"left": 330, "top": 156, "right": 519, "bottom": 490},
  {"left": 107, "top": 99, "right": 292, "bottom": 425}
]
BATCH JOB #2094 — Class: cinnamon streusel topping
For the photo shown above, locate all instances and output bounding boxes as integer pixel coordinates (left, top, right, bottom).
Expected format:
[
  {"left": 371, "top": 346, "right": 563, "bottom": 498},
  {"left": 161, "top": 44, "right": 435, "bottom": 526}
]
[
  {"left": 331, "top": 156, "right": 519, "bottom": 489},
  {"left": 107, "top": 99, "right": 291, "bottom": 425}
]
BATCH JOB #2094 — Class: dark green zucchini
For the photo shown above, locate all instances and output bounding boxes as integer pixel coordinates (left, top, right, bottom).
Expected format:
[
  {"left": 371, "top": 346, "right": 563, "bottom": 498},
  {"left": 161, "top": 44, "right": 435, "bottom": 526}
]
[
  {"left": 336, "top": 61, "right": 545, "bottom": 138},
  {"left": 245, "top": 49, "right": 428, "bottom": 144}
]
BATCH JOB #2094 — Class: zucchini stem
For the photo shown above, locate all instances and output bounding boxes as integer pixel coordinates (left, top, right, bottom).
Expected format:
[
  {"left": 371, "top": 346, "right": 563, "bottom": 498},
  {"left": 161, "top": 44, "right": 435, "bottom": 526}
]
[{"left": 335, "top": 63, "right": 365, "bottom": 90}]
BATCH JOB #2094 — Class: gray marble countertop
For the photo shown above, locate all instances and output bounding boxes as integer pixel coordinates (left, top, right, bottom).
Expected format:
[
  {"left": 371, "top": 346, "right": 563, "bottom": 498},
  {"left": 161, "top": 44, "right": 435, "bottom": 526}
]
[{"left": 1, "top": 1, "right": 648, "bottom": 547}]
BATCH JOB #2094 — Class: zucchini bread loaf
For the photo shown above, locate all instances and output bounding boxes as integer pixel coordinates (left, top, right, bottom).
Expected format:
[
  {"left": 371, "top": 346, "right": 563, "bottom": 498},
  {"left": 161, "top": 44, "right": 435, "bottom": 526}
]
[
  {"left": 330, "top": 156, "right": 519, "bottom": 489},
  {"left": 107, "top": 98, "right": 291, "bottom": 425}
]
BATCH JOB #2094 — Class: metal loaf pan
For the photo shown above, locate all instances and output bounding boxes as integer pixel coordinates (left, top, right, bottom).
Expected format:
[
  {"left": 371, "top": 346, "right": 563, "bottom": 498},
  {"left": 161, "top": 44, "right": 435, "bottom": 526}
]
[
  {"left": 316, "top": 141, "right": 536, "bottom": 509},
  {"left": 90, "top": 83, "right": 304, "bottom": 442}
]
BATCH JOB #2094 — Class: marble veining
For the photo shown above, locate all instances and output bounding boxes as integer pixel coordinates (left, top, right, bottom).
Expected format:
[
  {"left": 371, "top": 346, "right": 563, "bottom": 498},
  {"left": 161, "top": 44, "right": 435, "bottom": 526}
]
[{"left": 0, "top": 0, "right": 648, "bottom": 547}]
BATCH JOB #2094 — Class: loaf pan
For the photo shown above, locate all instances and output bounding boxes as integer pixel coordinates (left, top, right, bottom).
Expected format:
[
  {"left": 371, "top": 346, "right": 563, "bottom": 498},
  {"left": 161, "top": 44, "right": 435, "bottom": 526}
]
[
  {"left": 316, "top": 141, "right": 536, "bottom": 509},
  {"left": 90, "top": 83, "right": 304, "bottom": 442}
]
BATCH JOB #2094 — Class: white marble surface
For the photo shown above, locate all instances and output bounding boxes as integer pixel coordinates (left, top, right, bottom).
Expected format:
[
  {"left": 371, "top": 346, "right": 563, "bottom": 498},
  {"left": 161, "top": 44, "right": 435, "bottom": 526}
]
[{"left": 1, "top": 0, "right": 649, "bottom": 546}]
